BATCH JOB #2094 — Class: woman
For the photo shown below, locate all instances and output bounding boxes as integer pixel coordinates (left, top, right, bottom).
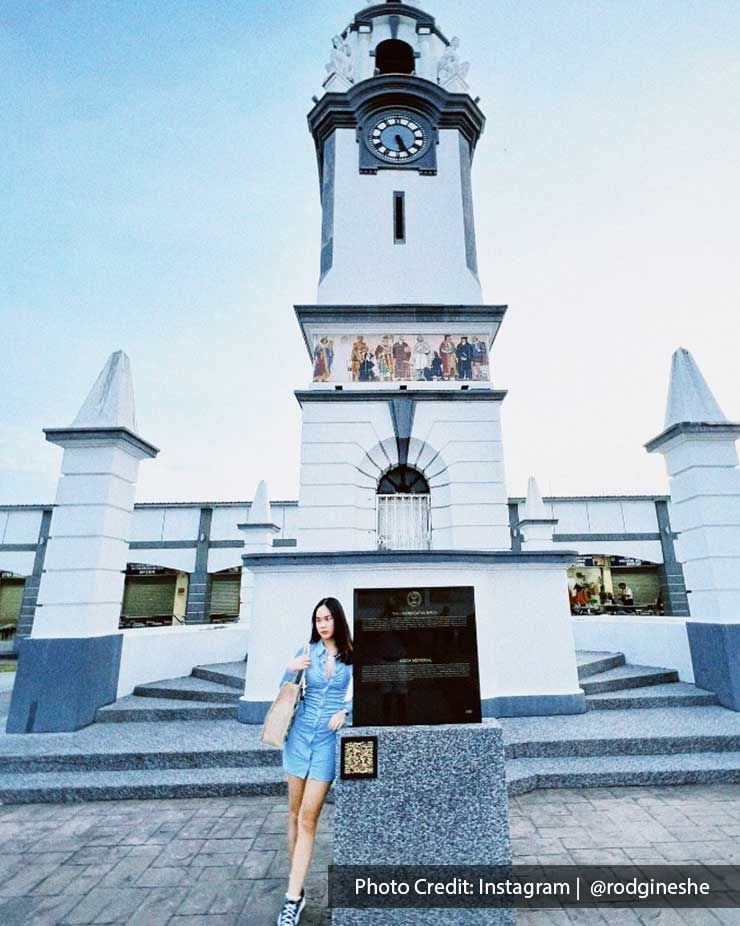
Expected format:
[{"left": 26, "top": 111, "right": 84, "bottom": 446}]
[{"left": 277, "top": 597, "right": 353, "bottom": 926}]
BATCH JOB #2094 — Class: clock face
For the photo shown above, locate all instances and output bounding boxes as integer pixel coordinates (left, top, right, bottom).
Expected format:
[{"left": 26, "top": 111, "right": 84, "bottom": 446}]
[{"left": 368, "top": 113, "right": 428, "bottom": 163}]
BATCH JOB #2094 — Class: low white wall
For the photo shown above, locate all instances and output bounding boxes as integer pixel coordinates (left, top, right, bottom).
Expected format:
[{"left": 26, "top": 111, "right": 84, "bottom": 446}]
[
  {"left": 572, "top": 616, "right": 694, "bottom": 682},
  {"left": 117, "top": 624, "right": 250, "bottom": 697},
  {"left": 244, "top": 560, "right": 582, "bottom": 706}
]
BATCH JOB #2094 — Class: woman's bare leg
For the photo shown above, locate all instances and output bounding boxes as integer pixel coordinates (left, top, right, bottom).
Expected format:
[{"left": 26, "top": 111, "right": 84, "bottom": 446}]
[
  {"left": 286, "top": 774, "right": 307, "bottom": 862},
  {"left": 287, "top": 778, "right": 332, "bottom": 898}
]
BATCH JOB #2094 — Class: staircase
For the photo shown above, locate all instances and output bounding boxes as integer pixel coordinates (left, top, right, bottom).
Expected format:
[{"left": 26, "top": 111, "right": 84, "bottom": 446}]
[
  {"left": 506, "top": 651, "right": 739, "bottom": 795},
  {"left": 2, "top": 652, "right": 740, "bottom": 804}
]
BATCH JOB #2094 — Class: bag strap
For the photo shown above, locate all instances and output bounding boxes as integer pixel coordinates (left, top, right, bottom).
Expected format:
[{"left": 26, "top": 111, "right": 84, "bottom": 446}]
[{"left": 292, "top": 643, "right": 310, "bottom": 696}]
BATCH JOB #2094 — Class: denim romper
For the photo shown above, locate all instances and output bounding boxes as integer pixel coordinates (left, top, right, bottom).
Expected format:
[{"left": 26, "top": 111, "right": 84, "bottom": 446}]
[{"left": 282, "top": 641, "right": 353, "bottom": 782}]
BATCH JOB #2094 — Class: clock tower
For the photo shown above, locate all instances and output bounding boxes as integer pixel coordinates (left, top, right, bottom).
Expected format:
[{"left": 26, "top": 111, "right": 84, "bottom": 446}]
[
  {"left": 310, "top": 0, "right": 484, "bottom": 305},
  {"left": 241, "top": 3, "right": 585, "bottom": 724},
  {"left": 294, "top": 0, "right": 512, "bottom": 554}
]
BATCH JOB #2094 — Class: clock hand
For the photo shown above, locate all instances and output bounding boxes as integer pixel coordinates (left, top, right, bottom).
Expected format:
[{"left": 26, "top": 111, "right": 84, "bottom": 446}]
[{"left": 394, "top": 133, "right": 408, "bottom": 152}]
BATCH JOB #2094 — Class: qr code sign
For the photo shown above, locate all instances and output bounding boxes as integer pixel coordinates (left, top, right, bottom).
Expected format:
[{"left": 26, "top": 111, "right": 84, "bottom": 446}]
[{"left": 341, "top": 736, "right": 378, "bottom": 780}]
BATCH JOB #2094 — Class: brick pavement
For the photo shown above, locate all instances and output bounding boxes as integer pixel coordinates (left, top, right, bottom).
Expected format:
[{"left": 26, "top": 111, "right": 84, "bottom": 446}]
[{"left": 2, "top": 785, "right": 740, "bottom": 925}]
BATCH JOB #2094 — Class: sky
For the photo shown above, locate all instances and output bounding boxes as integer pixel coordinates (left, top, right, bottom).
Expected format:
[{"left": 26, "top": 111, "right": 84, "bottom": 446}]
[{"left": 1, "top": 0, "right": 739, "bottom": 505}]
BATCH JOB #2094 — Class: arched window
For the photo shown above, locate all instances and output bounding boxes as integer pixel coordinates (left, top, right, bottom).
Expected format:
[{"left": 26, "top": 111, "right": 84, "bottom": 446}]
[
  {"left": 377, "top": 466, "right": 429, "bottom": 495},
  {"left": 375, "top": 39, "right": 415, "bottom": 76},
  {"left": 377, "top": 466, "right": 431, "bottom": 550}
]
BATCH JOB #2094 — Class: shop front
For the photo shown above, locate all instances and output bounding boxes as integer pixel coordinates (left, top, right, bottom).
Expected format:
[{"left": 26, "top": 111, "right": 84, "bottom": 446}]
[
  {"left": 568, "top": 555, "right": 663, "bottom": 616},
  {"left": 120, "top": 564, "right": 188, "bottom": 628},
  {"left": 0, "top": 572, "right": 24, "bottom": 643},
  {"left": 209, "top": 567, "right": 241, "bottom": 623}
]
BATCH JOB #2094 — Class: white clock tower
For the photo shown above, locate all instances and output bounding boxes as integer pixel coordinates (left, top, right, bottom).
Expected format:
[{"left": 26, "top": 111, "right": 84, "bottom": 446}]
[
  {"left": 312, "top": 0, "right": 483, "bottom": 306},
  {"left": 294, "top": 0, "right": 512, "bottom": 554},
  {"left": 241, "top": 0, "right": 584, "bottom": 725}
]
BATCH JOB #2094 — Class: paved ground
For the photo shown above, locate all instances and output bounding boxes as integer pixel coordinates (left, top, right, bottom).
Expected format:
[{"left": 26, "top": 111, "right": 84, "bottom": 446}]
[{"left": 3, "top": 785, "right": 740, "bottom": 924}]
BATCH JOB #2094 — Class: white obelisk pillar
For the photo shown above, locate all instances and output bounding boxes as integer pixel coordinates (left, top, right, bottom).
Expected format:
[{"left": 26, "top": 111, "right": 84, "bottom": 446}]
[
  {"left": 7, "top": 352, "right": 158, "bottom": 733},
  {"left": 647, "top": 348, "right": 740, "bottom": 709},
  {"left": 518, "top": 476, "right": 558, "bottom": 549},
  {"left": 237, "top": 481, "right": 280, "bottom": 628},
  {"left": 237, "top": 481, "right": 281, "bottom": 723}
]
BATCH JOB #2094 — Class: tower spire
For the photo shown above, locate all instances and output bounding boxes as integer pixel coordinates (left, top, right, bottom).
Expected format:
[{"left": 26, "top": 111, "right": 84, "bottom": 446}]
[{"left": 665, "top": 347, "right": 727, "bottom": 428}]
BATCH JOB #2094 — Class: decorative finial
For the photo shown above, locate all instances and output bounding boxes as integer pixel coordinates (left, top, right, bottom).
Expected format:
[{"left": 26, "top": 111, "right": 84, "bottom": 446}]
[
  {"left": 665, "top": 347, "right": 727, "bottom": 428},
  {"left": 71, "top": 350, "right": 137, "bottom": 432},
  {"left": 249, "top": 480, "right": 272, "bottom": 524},
  {"left": 522, "top": 476, "right": 547, "bottom": 521}
]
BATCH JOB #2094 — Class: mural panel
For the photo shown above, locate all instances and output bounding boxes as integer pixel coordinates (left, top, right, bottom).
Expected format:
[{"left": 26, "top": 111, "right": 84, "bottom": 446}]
[{"left": 312, "top": 334, "right": 490, "bottom": 384}]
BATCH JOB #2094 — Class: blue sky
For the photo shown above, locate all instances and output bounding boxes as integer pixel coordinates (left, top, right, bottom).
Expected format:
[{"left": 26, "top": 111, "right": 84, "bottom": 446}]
[{"left": 2, "top": 0, "right": 739, "bottom": 504}]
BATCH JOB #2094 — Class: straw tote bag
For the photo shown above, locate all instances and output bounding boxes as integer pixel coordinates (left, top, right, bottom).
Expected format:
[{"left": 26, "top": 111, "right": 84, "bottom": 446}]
[{"left": 260, "top": 644, "right": 310, "bottom": 748}]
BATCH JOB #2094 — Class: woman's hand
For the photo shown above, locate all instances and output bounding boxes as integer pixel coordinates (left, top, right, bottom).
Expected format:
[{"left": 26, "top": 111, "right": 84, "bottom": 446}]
[
  {"left": 288, "top": 655, "right": 311, "bottom": 673},
  {"left": 328, "top": 710, "right": 347, "bottom": 731}
]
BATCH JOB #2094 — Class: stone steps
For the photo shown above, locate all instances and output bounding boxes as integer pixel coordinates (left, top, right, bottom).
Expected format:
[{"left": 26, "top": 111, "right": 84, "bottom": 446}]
[
  {"left": 0, "top": 765, "right": 286, "bottom": 805},
  {"left": 506, "top": 752, "right": 740, "bottom": 797},
  {"left": 191, "top": 661, "right": 246, "bottom": 690},
  {"left": 586, "top": 681, "right": 718, "bottom": 711},
  {"left": 501, "top": 705, "right": 740, "bottom": 758},
  {"left": 576, "top": 650, "right": 626, "bottom": 679},
  {"left": 132, "top": 676, "right": 241, "bottom": 704},
  {"left": 97, "top": 696, "right": 238, "bottom": 723},
  {"left": 0, "top": 653, "right": 733, "bottom": 805},
  {"left": 580, "top": 663, "right": 679, "bottom": 695}
]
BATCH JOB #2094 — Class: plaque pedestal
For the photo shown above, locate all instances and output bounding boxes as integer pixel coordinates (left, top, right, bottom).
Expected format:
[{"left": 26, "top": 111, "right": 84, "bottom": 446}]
[{"left": 332, "top": 723, "right": 514, "bottom": 925}]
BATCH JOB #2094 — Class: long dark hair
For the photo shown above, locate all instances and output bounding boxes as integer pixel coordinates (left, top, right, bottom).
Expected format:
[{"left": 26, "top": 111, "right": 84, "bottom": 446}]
[{"left": 309, "top": 597, "right": 353, "bottom": 665}]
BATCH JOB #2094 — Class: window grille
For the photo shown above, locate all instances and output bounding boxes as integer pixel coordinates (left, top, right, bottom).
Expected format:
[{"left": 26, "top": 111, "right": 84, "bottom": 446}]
[{"left": 377, "top": 493, "right": 431, "bottom": 550}]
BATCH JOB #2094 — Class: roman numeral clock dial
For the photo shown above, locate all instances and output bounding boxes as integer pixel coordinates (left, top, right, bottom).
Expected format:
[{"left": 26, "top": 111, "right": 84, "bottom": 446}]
[{"left": 369, "top": 113, "right": 428, "bottom": 163}]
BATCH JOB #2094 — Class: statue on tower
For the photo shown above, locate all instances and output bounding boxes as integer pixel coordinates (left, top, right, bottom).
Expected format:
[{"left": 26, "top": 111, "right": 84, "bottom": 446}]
[
  {"left": 438, "top": 37, "right": 470, "bottom": 90},
  {"left": 325, "top": 34, "right": 354, "bottom": 90}
]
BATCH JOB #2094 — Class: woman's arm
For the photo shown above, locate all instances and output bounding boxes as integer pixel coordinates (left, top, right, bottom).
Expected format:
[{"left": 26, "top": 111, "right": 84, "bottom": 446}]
[{"left": 279, "top": 646, "right": 310, "bottom": 686}]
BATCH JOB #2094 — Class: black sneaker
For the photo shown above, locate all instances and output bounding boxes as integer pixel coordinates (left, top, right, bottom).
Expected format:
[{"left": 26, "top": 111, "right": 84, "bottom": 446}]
[{"left": 277, "top": 891, "right": 306, "bottom": 926}]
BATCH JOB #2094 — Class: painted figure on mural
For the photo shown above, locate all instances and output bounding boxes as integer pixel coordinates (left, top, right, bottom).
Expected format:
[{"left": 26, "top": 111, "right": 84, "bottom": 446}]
[
  {"left": 313, "top": 337, "right": 334, "bottom": 382},
  {"left": 414, "top": 336, "right": 431, "bottom": 380},
  {"left": 351, "top": 336, "right": 368, "bottom": 382},
  {"left": 456, "top": 336, "right": 474, "bottom": 381},
  {"left": 440, "top": 335, "right": 458, "bottom": 380},
  {"left": 472, "top": 336, "right": 489, "bottom": 381},
  {"left": 375, "top": 338, "right": 393, "bottom": 381},
  {"left": 430, "top": 351, "right": 443, "bottom": 381},
  {"left": 393, "top": 337, "right": 412, "bottom": 380},
  {"left": 359, "top": 350, "right": 376, "bottom": 382}
]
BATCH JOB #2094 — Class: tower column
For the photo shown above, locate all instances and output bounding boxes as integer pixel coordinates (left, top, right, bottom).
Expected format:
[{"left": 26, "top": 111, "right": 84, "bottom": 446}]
[
  {"left": 647, "top": 347, "right": 740, "bottom": 710},
  {"left": 237, "top": 481, "right": 280, "bottom": 630},
  {"left": 7, "top": 352, "right": 158, "bottom": 733}
]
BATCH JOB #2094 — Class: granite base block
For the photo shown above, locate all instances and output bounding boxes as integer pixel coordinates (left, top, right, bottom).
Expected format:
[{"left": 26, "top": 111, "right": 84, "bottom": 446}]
[
  {"left": 687, "top": 622, "right": 740, "bottom": 711},
  {"left": 6, "top": 634, "right": 122, "bottom": 734},
  {"left": 333, "top": 912, "right": 515, "bottom": 926},
  {"left": 332, "top": 723, "right": 513, "bottom": 926}
]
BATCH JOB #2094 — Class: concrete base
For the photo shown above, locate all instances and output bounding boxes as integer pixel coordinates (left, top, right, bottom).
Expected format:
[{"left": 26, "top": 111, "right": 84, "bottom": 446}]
[
  {"left": 237, "top": 697, "right": 270, "bottom": 724},
  {"left": 241, "top": 553, "right": 582, "bottom": 726},
  {"left": 332, "top": 723, "right": 513, "bottom": 925},
  {"left": 238, "top": 693, "right": 588, "bottom": 725},
  {"left": 6, "top": 634, "right": 122, "bottom": 733},
  {"left": 687, "top": 622, "right": 740, "bottom": 711}
]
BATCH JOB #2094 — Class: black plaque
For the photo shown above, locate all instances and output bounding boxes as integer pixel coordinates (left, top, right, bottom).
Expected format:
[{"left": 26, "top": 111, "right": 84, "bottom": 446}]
[{"left": 353, "top": 586, "right": 482, "bottom": 727}]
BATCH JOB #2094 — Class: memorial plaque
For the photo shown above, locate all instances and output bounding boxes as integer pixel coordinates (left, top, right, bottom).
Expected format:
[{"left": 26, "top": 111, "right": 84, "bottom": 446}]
[{"left": 353, "top": 586, "right": 482, "bottom": 727}]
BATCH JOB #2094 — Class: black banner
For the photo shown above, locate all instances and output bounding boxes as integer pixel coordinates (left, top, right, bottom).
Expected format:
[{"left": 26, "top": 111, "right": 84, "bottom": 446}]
[{"left": 329, "top": 865, "right": 740, "bottom": 908}]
